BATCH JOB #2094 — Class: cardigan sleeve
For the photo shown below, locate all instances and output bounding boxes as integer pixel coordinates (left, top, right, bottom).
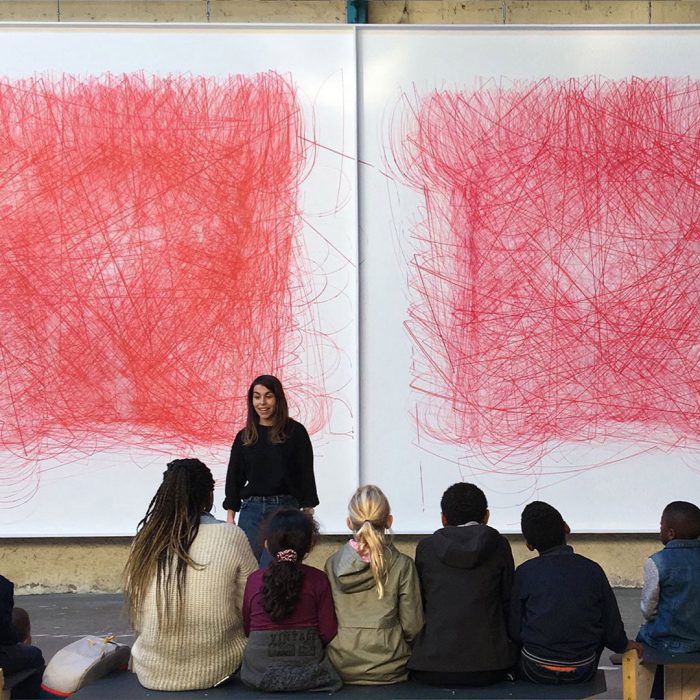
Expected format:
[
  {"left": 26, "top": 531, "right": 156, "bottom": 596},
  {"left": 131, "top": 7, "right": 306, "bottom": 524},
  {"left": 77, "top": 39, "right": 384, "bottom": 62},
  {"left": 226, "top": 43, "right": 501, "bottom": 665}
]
[
  {"left": 223, "top": 432, "right": 245, "bottom": 512},
  {"left": 242, "top": 575, "right": 255, "bottom": 637},
  {"left": 234, "top": 528, "right": 258, "bottom": 630}
]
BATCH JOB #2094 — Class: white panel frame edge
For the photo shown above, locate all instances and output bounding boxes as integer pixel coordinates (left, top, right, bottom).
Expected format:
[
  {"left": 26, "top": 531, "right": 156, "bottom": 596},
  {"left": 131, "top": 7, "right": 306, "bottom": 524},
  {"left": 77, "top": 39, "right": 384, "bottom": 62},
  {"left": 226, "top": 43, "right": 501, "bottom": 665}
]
[
  {"left": 0, "top": 22, "right": 359, "bottom": 536},
  {"left": 357, "top": 24, "right": 700, "bottom": 534}
]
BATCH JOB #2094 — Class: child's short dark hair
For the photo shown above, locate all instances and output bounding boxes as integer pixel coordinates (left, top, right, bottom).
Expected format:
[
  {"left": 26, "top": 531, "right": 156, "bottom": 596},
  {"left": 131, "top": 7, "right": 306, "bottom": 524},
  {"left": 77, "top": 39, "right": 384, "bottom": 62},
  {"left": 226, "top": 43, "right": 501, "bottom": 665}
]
[
  {"left": 521, "top": 501, "right": 567, "bottom": 552},
  {"left": 441, "top": 483, "right": 487, "bottom": 526},
  {"left": 12, "top": 607, "right": 30, "bottom": 643},
  {"left": 663, "top": 501, "right": 700, "bottom": 539}
]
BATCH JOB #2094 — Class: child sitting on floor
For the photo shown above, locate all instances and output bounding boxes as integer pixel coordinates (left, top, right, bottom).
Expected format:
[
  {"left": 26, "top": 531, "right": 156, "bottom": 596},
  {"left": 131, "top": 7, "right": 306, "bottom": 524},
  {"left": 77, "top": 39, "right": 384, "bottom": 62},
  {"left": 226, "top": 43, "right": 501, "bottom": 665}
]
[
  {"left": 0, "top": 577, "right": 45, "bottom": 699},
  {"left": 638, "top": 500, "right": 700, "bottom": 653},
  {"left": 510, "top": 501, "right": 641, "bottom": 684},
  {"left": 325, "top": 485, "right": 423, "bottom": 685},
  {"left": 241, "top": 509, "right": 342, "bottom": 692},
  {"left": 409, "top": 482, "right": 517, "bottom": 686}
]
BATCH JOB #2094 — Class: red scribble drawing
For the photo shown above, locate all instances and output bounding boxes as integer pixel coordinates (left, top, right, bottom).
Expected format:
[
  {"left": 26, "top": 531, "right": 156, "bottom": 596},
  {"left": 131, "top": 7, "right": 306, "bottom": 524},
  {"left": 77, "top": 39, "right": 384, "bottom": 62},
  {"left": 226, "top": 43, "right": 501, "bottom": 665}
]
[
  {"left": 0, "top": 71, "right": 330, "bottom": 507},
  {"left": 393, "top": 77, "right": 700, "bottom": 460}
]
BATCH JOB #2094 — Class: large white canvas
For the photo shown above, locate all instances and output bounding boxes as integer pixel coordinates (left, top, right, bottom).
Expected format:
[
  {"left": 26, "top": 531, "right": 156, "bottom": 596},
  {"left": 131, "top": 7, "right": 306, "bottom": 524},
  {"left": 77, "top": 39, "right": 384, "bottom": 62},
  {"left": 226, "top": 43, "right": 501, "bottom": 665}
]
[
  {"left": 0, "top": 25, "right": 358, "bottom": 535},
  {"left": 359, "top": 27, "right": 700, "bottom": 533},
  {"left": 2, "top": 25, "right": 699, "bottom": 537}
]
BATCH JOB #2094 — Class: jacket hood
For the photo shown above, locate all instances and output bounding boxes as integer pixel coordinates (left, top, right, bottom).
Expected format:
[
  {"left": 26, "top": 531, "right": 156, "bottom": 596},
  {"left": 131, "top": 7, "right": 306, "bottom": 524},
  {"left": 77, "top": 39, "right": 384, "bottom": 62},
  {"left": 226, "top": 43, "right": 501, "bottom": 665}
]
[
  {"left": 430, "top": 524, "right": 502, "bottom": 569},
  {"left": 329, "top": 542, "right": 399, "bottom": 593}
]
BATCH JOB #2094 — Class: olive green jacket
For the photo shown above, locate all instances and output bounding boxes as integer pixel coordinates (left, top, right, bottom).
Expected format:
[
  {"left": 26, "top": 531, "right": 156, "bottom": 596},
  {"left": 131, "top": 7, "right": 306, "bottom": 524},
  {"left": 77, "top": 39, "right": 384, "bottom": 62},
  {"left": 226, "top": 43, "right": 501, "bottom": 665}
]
[{"left": 325, "top": 542, "right": 424, "bottom": 684}]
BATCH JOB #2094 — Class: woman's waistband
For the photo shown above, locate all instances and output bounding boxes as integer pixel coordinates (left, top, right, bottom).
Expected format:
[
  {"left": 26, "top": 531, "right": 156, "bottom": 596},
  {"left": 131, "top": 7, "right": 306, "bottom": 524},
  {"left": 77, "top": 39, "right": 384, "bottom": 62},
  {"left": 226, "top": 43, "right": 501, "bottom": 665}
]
[{"left": 243, "top": 495, "right": 297, "bottom": 505}]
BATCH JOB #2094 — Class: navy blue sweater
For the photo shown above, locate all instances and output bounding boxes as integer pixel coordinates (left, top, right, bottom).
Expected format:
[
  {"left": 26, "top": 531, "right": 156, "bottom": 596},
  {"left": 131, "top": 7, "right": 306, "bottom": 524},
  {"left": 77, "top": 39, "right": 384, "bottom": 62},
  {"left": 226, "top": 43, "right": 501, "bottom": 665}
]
[{"left": 509, "top": 545, "right": 629, "bottom": 661}]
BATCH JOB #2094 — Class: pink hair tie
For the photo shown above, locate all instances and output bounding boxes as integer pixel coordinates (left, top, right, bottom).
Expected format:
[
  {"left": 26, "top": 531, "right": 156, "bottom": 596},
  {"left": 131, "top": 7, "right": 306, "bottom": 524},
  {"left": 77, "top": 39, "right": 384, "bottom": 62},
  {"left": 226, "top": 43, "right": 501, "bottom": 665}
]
[{"left": 276, "top": 549, "right": 298, "bottom": 563}]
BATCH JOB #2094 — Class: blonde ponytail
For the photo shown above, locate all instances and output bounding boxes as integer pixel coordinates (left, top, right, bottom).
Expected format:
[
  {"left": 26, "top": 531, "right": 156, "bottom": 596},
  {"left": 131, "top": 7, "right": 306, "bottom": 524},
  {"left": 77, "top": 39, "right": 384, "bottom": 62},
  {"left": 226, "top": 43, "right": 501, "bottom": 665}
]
[{"left": 348, "top": 485, "right": 391, "bottom": 598}]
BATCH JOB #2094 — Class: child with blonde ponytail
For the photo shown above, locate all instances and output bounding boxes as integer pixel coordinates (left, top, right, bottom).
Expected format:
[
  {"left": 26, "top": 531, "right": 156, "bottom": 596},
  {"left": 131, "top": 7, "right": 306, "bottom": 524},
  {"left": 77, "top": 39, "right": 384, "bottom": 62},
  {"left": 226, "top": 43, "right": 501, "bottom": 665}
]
[{"left": 325, "top": 485, "right": 423, "bottom": 684}]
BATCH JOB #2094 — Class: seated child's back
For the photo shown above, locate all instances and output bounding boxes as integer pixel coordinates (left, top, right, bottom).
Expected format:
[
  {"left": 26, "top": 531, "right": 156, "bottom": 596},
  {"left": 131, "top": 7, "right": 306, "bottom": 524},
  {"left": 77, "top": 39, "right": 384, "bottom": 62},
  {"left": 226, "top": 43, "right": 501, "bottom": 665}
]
[
  {"left": 241, "top": 509, "right": 341, "bottom": 693},
  {"left": 0, "top": 576, "right": 45, "bottom": 699},
  {"left": 638, "top": 500, "right": 700, "bottom": 654},
  {"left": 409, "top": 483, "right": 516, "bottom": 686},
  {"left": 325, "top": 485, "right": 423, "bottom": 685},
  {"left": 510, "top": 502, "right": 638, "bottom": 684}
]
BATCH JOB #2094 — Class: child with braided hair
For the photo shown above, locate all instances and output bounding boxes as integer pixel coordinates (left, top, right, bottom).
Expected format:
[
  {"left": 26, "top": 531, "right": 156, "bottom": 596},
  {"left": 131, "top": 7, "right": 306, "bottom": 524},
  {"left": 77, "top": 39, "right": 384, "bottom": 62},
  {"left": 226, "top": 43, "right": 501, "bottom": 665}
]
[
  {"left": 125, "top": 458, "right": 257, "bottom": 691},
  {"left": 240, "top": 509, "right": 342, "bottom": 692},
  {"left": 325, "top": 485, "right": 423, "bottom": 684}
]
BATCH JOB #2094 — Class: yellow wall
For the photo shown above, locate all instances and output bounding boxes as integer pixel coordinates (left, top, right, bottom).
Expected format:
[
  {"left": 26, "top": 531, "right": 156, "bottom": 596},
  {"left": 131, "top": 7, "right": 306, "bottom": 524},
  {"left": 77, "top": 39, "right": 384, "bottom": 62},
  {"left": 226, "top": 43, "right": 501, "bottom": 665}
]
[
  {"left": 1, "top": 1, "right": 700, "bottom": 23},
  {"left": 2, "top": 533, "right": 661, "bottom": 594},
  {"left": 0, "top": 0, "right": 692, "bottom": 591}
]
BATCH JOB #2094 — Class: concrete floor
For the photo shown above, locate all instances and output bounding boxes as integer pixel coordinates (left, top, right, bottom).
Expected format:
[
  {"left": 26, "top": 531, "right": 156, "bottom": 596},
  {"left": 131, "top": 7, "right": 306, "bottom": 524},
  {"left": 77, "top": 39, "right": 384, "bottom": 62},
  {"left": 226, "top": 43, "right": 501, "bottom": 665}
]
[
  {"left": 17, "top": 588, "right": 646, "bottom": 699},
  {"left": 18, "top": 591, "right": 134, "bottom": 663}
]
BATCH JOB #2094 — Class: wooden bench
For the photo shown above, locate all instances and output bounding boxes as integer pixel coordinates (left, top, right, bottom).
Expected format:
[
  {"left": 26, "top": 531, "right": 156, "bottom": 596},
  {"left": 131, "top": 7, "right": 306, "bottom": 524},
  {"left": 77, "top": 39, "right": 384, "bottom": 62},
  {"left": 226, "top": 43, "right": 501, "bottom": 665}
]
[
  {"left": 623, "top": 647, "right": 700, "bottom": 700},
  {"left": 0, "top": 669, "right": 8, "bottom": 700},
  {"left": 72, "top": 669, "right": 607, "bottom": 699}
]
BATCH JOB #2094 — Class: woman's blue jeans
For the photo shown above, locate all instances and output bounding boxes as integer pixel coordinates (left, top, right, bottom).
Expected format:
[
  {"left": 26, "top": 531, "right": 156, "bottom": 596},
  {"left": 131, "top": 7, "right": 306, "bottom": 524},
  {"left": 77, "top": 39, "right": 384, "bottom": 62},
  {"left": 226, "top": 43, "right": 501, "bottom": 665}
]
[{"left": 238, "top": 495, "right": 299, "bottom": 563}]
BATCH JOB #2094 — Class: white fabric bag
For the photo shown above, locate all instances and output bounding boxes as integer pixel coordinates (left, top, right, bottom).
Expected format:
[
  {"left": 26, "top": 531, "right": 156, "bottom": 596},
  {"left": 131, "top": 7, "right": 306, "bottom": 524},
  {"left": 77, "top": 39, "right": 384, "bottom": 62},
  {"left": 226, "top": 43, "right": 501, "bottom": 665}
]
[{"left": 41, "top": 635, "right": 130, "bottom": 696}]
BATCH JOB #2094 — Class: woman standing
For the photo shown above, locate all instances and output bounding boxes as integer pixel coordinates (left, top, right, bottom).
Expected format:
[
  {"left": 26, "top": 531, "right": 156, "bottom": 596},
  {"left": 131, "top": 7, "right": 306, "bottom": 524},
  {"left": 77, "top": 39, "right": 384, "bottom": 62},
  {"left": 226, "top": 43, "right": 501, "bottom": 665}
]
[
  {"left": 125, "top": 459, "right": 257, "bottom": 691},
  {"left": 224, "top": 375, "right": 319, "bottom": 561}
]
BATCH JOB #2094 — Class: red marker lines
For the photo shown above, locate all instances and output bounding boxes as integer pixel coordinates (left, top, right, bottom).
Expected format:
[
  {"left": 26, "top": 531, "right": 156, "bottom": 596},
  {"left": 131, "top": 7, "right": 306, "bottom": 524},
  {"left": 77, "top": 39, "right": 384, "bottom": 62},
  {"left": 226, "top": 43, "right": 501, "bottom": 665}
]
[
  {"left": 0, "top": 71, "right": 328, "bottom": 504},
  {"left": 393, "top": 77, "right": 700, "bottom": 454}
]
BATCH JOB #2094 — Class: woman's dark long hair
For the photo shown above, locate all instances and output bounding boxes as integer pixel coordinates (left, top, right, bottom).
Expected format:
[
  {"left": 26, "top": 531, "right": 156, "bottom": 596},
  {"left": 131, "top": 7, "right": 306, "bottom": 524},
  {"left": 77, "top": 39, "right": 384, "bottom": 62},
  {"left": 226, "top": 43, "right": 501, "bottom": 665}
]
[
  {"left": 261, "top": 509, "right": 318, "bottom": 621},
  {"left": 123, "top": 458, "right": 214, "bottom": 628},
  {"left": 243, "top": 374, "right": 290, "bottom": 446}
]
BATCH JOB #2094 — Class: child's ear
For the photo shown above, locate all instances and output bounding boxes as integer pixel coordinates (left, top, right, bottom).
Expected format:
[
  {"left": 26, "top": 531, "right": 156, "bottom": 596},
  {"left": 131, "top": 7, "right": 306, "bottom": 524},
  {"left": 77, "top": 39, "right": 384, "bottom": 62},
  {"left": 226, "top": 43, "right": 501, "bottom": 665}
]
[
  {"left": 482, "top": 509, "right": 490, "bottom": 525},
  {"left": 346, "top": 516, "right": 353, "bottom": 532},
  {"left": 441, "top": 512, "right": 448, "bottom": 527},
  {"left": 564, "top": 521, "right": 571, "bottom": 536},
  {"left": 386, "top": 513, "right": 394, "bottom": 529}
]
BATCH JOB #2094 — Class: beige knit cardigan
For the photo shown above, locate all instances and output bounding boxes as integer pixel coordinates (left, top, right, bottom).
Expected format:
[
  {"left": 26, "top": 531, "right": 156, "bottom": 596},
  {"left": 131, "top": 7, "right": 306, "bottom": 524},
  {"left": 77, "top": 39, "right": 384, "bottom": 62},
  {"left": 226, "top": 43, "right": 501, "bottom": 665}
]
[{"left": 131, "top": 522, "right": 257, "bottom": 691}]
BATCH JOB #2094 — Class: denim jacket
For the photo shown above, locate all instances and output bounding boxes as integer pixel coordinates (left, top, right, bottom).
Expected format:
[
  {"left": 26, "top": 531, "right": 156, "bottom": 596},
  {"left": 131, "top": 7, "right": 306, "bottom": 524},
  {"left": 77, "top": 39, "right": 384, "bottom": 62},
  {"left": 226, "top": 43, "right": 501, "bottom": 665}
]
[
  {"left": 199, "top": 512, "right": 222, "bottom": 525},
  {"left": 638, "top": 539, "right": 700, "bottom": 653}
]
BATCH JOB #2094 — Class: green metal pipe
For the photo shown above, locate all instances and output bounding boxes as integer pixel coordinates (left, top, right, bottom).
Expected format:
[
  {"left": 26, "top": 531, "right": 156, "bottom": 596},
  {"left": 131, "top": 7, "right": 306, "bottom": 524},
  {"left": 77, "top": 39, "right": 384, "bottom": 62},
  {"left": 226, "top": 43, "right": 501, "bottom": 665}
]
[{"left": 346, "top": 0, "right": 368, "bottom": 24}]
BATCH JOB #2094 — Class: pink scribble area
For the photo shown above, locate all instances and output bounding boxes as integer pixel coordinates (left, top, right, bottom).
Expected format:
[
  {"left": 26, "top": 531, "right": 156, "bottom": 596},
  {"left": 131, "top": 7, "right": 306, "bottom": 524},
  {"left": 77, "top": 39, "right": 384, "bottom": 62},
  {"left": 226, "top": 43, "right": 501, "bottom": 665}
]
[
  {"left": 394, "top": 77, "right": 700, "bottom": 462},
  {"left": 0, "top": 72, "right": 329, "bottom": 507}
]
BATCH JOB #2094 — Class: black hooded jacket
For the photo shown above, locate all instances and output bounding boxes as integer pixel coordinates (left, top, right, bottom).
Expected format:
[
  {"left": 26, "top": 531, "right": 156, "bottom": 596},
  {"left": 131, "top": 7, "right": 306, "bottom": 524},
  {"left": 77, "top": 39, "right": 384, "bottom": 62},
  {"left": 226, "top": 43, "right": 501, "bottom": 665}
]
[{"left": 408, "top": 524, "right": 517, "bottom": 673}]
